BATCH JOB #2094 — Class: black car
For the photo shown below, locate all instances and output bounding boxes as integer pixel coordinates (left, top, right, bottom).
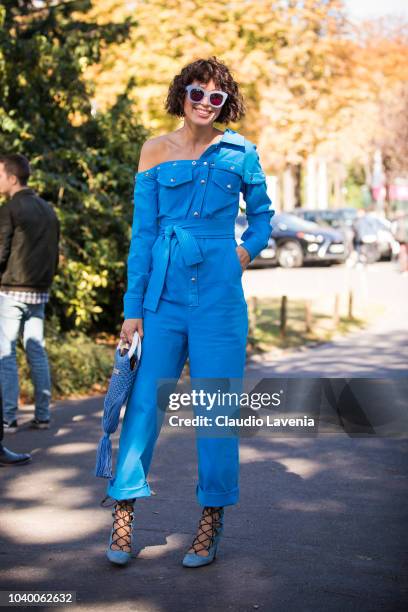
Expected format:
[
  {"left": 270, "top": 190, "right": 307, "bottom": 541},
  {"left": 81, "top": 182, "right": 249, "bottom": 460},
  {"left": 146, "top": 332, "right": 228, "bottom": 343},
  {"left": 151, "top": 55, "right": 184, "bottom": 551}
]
[
  {"left": 235, "top": 214, "right": 277, "bottom": 268},
  {"left": 271, "top": 213, "right": 346, "bottom": 268},
  {"left": 292, "top": 207, "right": 358, "bottom": 228},
  {"left": 291, "top": 207, "right": 357, "bottom": 256}
]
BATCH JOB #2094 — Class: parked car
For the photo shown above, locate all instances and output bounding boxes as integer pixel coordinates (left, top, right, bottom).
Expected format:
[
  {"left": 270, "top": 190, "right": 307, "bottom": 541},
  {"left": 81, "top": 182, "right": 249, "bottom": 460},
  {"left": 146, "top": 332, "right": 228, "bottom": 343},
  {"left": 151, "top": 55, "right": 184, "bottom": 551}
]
[
  {"left": 291, "top": 207, "right": 357, "bottom": 256},
  {"left": 352, "top": 215, "right": 400, "bottom": 262},
  {"left": 235, "top": 214, "right": 277, "bottom": 268},
  {"left": 292, "top": 207, "right": 358, "bottom": 228},
  {"left": 270, "top": 213, "right": 346, "bottom": 268}
]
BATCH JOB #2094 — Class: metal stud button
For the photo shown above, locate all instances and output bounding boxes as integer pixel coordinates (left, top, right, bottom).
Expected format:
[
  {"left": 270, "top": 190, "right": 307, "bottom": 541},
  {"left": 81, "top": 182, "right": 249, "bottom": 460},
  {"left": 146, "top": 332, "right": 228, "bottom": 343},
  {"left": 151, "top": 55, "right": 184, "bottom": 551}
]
[
  {"left": 192, "top": 161, "right": 197, "bottom": 165},
  {"left": 227, "top": 184, "right": 232, "bottom": 189},
  {"left": 200, "top": 179, "right": 206, "bottom": 184},
  {"left": 230, "top": 165, "right": 235, "bottom": 170},
  {"left": 193, "top": 211, "right": 199, "bottom": 217},
  {"left": 191, "top": 276, "right": 196, "bottom": 282},
  {"left": 170, "top": 178, "right": 175, "bottom": 182},
  {"left": 203, "top": 161, "right": 208, "bottom": 165}
]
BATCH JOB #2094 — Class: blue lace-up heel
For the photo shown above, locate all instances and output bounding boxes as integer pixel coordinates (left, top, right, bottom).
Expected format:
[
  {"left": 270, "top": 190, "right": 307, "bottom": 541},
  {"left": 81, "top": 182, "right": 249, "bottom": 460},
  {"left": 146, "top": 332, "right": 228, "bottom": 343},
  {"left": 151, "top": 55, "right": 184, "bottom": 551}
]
[
  {"left": 101, "top": 497, "right": 135, "bottom": 566},
  {"left": 182, "top": 506, "right": 224, "bottom": 568}
]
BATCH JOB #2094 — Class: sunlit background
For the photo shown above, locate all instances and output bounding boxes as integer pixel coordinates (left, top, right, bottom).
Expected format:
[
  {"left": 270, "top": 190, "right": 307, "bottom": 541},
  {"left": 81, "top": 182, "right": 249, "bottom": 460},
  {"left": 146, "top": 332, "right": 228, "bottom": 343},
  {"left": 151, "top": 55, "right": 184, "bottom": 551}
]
[
  {"left": 1, "top": 5, "right": 407, "bottom": 609},
  {"left": 1, "top": 0, "right": 407, "bottom": 391}
]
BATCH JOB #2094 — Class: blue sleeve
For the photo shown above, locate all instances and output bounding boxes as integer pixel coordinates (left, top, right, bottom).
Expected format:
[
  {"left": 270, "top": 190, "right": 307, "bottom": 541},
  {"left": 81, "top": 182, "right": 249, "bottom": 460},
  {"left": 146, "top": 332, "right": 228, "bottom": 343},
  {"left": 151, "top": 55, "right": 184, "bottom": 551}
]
[
  {"left": 239, "top": 143, "right": 275, "bottom": 261},
  {"left": 123, "top": 169, "right": 159, "bottom": 319}
]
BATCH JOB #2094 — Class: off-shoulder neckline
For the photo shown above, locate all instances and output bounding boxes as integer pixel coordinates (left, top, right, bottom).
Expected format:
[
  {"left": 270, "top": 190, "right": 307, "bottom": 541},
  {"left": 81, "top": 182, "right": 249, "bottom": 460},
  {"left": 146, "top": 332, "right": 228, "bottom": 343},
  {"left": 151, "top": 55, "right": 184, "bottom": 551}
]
[
  {"left": 135, "top": 128, "right": 233, "bottom": 176},
  {"left": 136, "top": 158, "right": 208, "bottom": 175}
]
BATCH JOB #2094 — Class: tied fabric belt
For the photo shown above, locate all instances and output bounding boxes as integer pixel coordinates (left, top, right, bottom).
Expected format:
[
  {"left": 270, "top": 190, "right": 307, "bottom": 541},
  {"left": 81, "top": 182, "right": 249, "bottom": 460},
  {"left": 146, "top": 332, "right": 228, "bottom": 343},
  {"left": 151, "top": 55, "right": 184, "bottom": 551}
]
[{"left": 144, "top": 218, "right": 235, "bottom": 312}]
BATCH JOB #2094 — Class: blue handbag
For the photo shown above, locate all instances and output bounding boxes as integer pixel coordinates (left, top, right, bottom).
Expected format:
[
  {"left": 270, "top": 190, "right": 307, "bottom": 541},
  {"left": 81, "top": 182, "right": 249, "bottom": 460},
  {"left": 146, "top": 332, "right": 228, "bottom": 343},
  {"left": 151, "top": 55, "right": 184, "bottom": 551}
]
[{"left": 95, "top": 332, "right": 142, "bottom": 478}]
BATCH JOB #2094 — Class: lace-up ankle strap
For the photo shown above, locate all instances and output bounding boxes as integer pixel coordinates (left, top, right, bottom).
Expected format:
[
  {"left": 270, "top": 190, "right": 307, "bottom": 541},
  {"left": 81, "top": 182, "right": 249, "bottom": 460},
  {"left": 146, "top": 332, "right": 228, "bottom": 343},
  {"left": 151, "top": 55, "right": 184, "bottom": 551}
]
[
  {"left": 189, "top": 506, "right": 224, "bottom": 555},
  {"left": 204, "top": 506, "right": 224, "bottom": 534},
  {"left": 109, "top": 499, "right": 136, "bottom": 553}
]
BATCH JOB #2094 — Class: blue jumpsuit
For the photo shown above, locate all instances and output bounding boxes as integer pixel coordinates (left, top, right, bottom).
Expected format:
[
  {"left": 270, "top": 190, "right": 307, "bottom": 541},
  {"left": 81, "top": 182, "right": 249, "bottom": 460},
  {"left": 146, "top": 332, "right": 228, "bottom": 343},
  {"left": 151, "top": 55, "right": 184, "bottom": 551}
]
[{"left": 107, "top": 128, "right": 274, "bottom": 506}]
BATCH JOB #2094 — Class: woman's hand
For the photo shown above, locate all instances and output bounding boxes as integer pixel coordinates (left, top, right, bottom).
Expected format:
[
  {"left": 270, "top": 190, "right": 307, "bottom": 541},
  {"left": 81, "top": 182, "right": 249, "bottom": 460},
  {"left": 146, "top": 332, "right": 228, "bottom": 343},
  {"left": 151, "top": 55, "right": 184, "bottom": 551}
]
[
  {"left": 120, "top": 318, "right": 144, "bottom": 344},
  {"left": 236, "top": 245, "right": 251, "bottom": 271}
]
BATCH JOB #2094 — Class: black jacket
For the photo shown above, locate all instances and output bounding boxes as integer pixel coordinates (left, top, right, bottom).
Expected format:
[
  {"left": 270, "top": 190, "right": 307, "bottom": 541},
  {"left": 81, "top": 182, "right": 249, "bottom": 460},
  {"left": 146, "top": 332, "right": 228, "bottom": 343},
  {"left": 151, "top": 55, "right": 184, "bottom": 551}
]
[{"left": 0, "top": 188, "right": 60, "bottom": 291}]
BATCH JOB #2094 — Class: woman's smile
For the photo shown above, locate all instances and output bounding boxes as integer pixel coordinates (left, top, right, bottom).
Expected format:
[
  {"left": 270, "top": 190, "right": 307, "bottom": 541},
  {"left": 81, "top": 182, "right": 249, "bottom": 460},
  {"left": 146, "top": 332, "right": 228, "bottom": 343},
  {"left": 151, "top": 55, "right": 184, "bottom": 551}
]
[{"left": 194, "top": 107, "right": 213, "bottom": 117}]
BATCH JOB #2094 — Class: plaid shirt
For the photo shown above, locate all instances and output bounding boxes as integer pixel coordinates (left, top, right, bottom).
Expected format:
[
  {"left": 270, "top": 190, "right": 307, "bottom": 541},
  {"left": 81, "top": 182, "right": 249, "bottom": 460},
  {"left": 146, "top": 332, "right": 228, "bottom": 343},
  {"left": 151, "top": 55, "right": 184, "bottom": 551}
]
[{"left": 0, "top": 290, "right": 49, "bottom": 304}]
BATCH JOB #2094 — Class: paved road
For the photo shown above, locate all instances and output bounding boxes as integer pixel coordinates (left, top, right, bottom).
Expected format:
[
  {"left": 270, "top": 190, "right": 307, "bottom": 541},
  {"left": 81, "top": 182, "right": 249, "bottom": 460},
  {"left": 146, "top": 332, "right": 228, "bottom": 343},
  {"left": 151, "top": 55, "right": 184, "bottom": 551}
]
[
  {"left": 245, "top": 261, "right": 408, "bottom": 376},
  {"left": 1, "top": 261, "right": 407, "bottom": 611},
  {"left": 1, "top": 400, "right": 407, "bottom": 612}
]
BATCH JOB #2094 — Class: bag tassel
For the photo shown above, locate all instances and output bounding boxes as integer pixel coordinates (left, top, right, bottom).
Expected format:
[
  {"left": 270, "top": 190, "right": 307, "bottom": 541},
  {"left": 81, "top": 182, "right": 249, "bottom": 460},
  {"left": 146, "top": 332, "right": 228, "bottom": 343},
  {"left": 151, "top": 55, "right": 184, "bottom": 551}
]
[{"left": 95, "top": 433, "right": 113, "bottom": 479}]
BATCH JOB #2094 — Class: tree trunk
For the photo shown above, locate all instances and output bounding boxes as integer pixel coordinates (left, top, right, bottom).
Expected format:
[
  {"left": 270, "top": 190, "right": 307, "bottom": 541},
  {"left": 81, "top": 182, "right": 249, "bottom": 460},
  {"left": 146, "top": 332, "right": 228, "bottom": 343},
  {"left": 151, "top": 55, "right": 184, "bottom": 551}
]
[{"left": 293, "top": 163, "right": 302, "bottom": 208}]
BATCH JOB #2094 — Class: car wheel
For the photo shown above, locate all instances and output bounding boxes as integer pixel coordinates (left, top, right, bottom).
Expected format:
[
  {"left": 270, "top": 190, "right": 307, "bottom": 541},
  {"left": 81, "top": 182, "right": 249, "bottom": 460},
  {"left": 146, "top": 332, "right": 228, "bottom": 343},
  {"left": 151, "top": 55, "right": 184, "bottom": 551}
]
[
  {"left": 360, "top": 244, "right": 380, "bottom": 264},
  {"left": 277, "top": 241, "right": 304, "bottom": 268}
]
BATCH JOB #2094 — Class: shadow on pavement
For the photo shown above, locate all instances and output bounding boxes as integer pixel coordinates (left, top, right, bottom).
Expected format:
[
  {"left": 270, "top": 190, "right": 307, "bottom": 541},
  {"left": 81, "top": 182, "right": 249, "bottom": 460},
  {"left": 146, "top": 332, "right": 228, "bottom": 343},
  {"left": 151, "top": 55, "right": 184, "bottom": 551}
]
[{"left": 0, "top": 395, "right": 407, "bottom": 611}]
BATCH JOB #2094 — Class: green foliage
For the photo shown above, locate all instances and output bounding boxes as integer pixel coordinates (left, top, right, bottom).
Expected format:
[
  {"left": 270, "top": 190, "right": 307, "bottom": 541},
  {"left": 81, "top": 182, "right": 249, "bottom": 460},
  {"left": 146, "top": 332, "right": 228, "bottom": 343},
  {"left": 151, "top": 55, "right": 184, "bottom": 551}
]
[
  {"left": 344, "top": 163, "right": 366, "bottom": 208},
  {"left": 0, "top": 1, "right": 148, "bottom": 331}
]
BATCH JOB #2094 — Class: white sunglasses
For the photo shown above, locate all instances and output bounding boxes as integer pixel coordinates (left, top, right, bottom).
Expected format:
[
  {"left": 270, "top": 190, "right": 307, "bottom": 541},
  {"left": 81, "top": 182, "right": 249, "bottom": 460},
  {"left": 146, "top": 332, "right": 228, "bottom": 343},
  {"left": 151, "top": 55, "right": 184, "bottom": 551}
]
[{"left": 185, "top": 84, "right": 228, "bottom": 108}]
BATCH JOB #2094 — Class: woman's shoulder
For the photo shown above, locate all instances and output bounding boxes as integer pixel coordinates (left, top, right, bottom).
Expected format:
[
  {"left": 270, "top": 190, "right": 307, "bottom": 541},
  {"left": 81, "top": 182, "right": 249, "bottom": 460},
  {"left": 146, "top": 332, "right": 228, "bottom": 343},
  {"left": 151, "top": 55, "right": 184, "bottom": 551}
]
[
  {"left": 225, "top": 128, "right": 258, "bottom": 154},
  {"left": 138, "top": 135, "right": 170, "bottom": 173}
]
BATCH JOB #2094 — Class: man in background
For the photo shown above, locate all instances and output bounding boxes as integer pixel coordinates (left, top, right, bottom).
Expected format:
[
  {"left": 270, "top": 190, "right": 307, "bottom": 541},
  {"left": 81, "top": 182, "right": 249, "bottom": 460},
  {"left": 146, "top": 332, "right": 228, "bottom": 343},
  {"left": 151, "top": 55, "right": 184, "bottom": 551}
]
[{"left": 0, "top": 153, "right": 60, "bottom": 433}]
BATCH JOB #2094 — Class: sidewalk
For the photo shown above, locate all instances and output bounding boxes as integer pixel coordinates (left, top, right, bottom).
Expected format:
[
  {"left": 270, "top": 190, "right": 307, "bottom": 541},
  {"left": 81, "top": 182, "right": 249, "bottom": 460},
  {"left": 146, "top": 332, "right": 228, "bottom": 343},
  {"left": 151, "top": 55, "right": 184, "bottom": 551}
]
[{"left": 246, "top": 261, "right": 408, "bottom": 377}]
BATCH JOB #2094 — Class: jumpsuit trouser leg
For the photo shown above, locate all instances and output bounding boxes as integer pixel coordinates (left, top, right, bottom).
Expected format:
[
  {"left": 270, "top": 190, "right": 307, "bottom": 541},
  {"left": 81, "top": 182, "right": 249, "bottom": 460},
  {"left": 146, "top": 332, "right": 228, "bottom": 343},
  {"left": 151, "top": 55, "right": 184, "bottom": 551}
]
[
  {"left": 107, "top": 295, "right": 248, "bottom": 507},
  {"left": 107, "top": 298, "right": 188, "bottom": 502},
  {"left": 188, "top": 297, "right": 248, "bottom": 507}
]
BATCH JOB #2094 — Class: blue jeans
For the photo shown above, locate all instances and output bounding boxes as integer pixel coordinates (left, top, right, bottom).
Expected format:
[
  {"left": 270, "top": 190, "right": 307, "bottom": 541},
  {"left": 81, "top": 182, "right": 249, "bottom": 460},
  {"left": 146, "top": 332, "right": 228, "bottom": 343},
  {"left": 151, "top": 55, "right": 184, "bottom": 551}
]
[{"left": 0, "top": 294, "right": 52, "bottom": 423}]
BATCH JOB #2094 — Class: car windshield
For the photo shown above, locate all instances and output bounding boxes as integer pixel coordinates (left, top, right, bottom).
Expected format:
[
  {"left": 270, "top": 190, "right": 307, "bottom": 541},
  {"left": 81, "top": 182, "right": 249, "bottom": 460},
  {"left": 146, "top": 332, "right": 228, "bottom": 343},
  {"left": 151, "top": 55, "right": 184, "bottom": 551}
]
[
  {"left": 354, "top": 217, "right": 378, "bottom": 232},
  {"left": 274, "top": 213, "right": 321, "bottom": 232},
  {"left": 339, "top": 208, "right": 358, "bottom": 220},
  {"left": 312, "top": 214, "right": 334, "bottom": 227},
  {"left": 367, "top": 215, "right": 392, "bottom": 231}
]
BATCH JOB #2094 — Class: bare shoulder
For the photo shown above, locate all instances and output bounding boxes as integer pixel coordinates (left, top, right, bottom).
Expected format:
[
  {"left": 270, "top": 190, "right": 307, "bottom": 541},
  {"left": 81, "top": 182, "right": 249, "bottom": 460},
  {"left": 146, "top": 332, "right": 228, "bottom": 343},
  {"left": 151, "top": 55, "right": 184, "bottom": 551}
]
[
  {"left": 137, "top": 137, "right": 164, "bottom": 173},
  {"left": 137, "top": 133, "right": 174, "bottom": 172}
]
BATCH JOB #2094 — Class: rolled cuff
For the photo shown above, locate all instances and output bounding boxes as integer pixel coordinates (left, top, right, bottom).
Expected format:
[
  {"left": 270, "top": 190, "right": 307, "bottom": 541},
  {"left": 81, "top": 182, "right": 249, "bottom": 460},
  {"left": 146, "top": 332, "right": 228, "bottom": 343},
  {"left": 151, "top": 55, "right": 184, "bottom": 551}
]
[
  {"left": 196, "top": 484, "right": 239, "bottom": 507},
  {"left": 123, "top": 295, "right": 144, "bottom": 319},
  {"left": 107, "top": 480, "right": 152, "bottom": 501}
]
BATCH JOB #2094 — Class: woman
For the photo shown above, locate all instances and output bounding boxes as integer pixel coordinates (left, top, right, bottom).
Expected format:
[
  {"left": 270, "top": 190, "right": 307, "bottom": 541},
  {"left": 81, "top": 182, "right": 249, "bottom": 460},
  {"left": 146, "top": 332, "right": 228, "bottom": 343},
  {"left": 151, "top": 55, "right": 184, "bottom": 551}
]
[{"left": 102, "top": 56, "right": 274, "bottom": 568}]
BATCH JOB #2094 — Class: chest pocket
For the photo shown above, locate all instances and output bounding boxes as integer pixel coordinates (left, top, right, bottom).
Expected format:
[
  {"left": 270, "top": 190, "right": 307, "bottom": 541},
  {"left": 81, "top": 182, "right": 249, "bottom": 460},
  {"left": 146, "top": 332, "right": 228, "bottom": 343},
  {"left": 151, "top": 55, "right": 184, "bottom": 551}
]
[
  {"left": 206, "top": 166, "right": 242, "bottom": 216},
  {"left": 157, "top": 166, "right": 194, "bottom": 215}
]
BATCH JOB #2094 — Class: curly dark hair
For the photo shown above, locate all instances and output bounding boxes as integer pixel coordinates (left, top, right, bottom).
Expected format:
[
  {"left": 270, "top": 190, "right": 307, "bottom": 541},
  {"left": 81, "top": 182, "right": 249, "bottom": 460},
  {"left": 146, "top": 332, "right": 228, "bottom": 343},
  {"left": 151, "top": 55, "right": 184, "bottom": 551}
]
[{"left": 164, "top": 56, "right": 246, "bottom": 124}]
